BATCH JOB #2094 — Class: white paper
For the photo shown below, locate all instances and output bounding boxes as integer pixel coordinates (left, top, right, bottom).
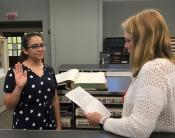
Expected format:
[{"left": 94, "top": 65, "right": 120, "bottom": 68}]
[
  {"left": 55, "top": 69, "right": 79, "bottom": 83},
  {"left": 65, "top": 86, "right": 111, "bottom": 118},
  {"left": 75, "top": 72, "right": 106, "bottom": 84}
]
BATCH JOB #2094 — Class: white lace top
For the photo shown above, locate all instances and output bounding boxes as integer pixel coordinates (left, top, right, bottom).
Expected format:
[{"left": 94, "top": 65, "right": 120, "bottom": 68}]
[{"left": 103, "top": 58, "right": 175, "bottom": 138}]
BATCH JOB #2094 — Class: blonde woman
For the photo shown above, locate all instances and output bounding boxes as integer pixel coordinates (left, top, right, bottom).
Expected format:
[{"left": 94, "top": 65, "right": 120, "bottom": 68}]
[{"left": 85, "top": 9, "right": 175, "bottom": 138}]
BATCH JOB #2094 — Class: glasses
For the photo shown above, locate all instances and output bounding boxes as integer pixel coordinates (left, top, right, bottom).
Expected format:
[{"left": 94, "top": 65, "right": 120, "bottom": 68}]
[{"left": 27, "top": 44, "right": 46, "bottom": 49}]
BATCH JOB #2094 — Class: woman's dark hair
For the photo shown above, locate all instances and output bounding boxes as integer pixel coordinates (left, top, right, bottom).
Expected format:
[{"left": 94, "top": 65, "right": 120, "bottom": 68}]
[{"left": 18, "top": 32, "right": 43, "bottom": 62}]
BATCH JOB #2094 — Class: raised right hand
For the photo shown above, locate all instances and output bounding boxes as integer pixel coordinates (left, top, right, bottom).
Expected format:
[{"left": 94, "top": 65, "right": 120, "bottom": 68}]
[{"left": 13, "top": 62, "right": 27, "bottom": 89}]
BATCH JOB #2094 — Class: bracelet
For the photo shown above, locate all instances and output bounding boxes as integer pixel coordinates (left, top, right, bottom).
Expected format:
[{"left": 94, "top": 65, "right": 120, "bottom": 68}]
[
  {"left": 99, "top": 116, "right": 108, "bottom": 130},
  {"left": 99, "top": 116, "right": 107, "bottom": 125},
  {"left": 99, "top": 123, "right": 103, "bottom": 130}
]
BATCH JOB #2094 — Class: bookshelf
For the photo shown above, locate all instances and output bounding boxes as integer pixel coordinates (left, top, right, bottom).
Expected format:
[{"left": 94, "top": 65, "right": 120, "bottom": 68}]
[
  {"left": 57, "top": 64, "right": 131, "bottom": 129},
  {"left": 58, "top": 89, "right": 127, "bottom": 130},
  {"left": 171, "top": 37, "right": 175, "bottom": 55},
  {"left": 0, "top": 37, "right": 9, "bottom": 75},
  {"left": 99, "top": 37, "right": 130, "bottom": 64}
]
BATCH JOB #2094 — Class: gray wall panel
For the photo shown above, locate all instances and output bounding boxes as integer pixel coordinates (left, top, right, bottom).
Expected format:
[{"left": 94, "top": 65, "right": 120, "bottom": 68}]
[
  {"left": 103, "top": 1, "right": 175, "bottom": 37},
  {"left": 50, "top": 0, "right": 102, "bottom": 69}
]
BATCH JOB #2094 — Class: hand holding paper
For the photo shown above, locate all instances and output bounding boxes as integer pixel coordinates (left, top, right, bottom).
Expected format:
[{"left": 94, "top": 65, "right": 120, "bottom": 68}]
[{"left": 65, "top": 86, "right": 111, "bottom": 118}]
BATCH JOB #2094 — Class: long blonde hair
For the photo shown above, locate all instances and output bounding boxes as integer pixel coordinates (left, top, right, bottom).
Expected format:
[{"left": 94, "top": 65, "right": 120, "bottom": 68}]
[{"left": 122, "top": 9, "right": 174, "bottom": 77}]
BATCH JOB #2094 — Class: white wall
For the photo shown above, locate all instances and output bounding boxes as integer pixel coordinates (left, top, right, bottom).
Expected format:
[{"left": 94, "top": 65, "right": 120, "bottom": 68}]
[
  {"left": 50, "top": 0, "right": 175, "bottom": 70},
  {"left": 50, "top": 0, "right": 103, "bottom": 69},
  {"left": 1, "top": 0, "right": 175, "bottom": 70}
]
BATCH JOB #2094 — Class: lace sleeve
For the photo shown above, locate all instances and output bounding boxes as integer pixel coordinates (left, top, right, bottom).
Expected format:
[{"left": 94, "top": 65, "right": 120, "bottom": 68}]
[{"left": 103, "top": 61, "right": 168, "bottom": 138}]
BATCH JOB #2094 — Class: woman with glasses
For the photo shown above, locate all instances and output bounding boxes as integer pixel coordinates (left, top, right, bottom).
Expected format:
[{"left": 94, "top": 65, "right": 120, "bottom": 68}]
[{"left": 3, "top": 32, "right": 62, "bottom": 130}]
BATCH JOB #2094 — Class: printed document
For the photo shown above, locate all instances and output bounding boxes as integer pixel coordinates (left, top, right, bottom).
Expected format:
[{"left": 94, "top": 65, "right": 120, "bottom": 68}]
[{"left": 65, "top": 86, "right": 111, "bottom": 118}]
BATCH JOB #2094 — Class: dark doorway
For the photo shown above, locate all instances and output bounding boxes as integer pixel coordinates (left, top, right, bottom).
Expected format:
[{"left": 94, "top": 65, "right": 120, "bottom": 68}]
[{"left": 0, "top": 21, "right": 42, "bottom": 67}]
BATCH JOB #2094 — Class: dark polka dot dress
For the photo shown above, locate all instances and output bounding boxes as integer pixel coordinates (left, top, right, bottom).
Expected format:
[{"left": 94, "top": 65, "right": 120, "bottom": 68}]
[{"left": 3, "top": 64, "right": 57, "bottom": 130}]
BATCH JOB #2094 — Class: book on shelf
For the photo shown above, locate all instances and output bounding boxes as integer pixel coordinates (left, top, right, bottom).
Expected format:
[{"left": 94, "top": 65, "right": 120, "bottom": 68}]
[
  {"left": 55, "top": 69, "right": 107, "bottom": 90},
  {"left": 65, "top": 86, "right": 111, "bottom": 119}
]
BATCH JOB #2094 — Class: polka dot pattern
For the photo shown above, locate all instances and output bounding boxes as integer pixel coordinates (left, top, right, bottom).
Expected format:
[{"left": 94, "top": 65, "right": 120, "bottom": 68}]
[{"left": 3, "top": 64, "right": 57, "bottom": 130}]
